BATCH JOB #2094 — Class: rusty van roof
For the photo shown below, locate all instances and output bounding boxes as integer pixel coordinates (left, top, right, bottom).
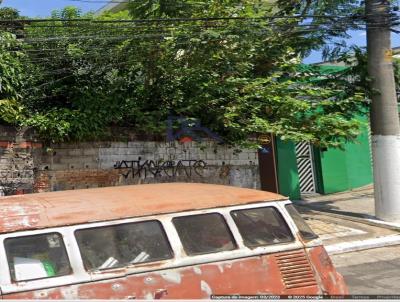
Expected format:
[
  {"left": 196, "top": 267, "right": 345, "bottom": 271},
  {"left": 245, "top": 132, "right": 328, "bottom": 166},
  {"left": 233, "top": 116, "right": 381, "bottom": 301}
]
[{"left": 0, "top": 183, "right": 287, "bottom": 234}]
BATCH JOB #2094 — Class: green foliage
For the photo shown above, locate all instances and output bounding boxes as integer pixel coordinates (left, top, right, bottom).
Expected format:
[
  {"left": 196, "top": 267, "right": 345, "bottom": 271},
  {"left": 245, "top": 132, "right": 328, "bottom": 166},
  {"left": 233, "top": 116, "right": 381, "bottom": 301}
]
[
  {"left": 332, "top": 46, "right": 400, "bottom": 103},
  {"left": 0, "top": 7, "right": 25, "bottom": 38},
  {"left": 394, "top": 58, "right": 400, "bottom": 100},
  {"left": 2, "top": 4, "right": 369, "bottom": 147},
  {"left": 0, "top": 31, "right": 31, "bottom": 124},
  {"left": 127, "top": 0, "right": 275, "bottom": 19},
  {"left": 51, "top": 6, "right": 82, "bottom": 19},
  {"left": 0, "top": 99, "right": 24, "bottom": 124},
  {"left": 0, "top": 7, "right": 20, "bottom": 20},
  {"left": 23, "top": 108, "right": 112, "bottom": 141},
  {"left": 127, "top": 0, "right": 193, "bottom": 18},
  {"left": 219, "top": 68, "right": 365, "bottom": 147},
  {"left": 0, "top": 8, "right": 27, "bottom": 124},
  {"left": 0, "top": 32, "right": 25, "bottom": 99},
  {"left": 275, "top": 0, "right": 366, "bottom": 60}
]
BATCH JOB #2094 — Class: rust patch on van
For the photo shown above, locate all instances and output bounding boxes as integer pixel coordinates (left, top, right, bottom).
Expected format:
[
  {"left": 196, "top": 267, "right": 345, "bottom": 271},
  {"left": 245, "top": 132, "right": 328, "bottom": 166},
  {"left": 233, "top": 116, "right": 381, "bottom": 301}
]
[
  {"left": 307, "top": 246, "right": 348, "bottom": 295},
  {"left": 0, "top": 184, "right": 346, "bottom": 299},
  {"left": 4, "top": 251, "right": 325, "bottom": 300},
  {"left": 0, "top": 183, "right": 287, "bottom": 234},
  {"left": 0, "top": 202, "right": 43, "bottom": 232}
]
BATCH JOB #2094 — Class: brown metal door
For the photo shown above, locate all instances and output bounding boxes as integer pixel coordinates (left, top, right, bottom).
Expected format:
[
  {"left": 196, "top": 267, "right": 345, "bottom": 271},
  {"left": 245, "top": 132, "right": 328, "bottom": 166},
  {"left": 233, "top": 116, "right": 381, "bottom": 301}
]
[{"left": 258, "top": 134, "right": 279, "bottom": 193}]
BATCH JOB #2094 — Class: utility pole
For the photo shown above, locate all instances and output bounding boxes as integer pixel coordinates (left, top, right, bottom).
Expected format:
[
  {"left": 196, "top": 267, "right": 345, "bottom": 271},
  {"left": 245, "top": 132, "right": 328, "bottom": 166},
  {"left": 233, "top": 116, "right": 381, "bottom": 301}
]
[{"left": 366, "top": 0, "right": 400, "bottom": 222}]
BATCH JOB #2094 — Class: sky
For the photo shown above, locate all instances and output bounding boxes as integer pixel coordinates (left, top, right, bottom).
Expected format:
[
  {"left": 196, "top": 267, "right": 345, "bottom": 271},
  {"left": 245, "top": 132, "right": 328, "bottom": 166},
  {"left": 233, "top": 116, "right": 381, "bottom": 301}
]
[
  {"left": 1, "top": 0, "right": 400, "bottom": 63},
  {"left": 305, "top": 30, "right": 400, "bottom": 63}
]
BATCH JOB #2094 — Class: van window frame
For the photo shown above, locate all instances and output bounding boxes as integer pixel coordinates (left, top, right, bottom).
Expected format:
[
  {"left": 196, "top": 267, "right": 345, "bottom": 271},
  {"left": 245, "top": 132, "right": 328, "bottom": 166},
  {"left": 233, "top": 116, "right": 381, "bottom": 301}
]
[
  {"left": 164, "top": 202, "right": 303, "bottom": 260},
  {"left": 172, "top": 212, "right": 238, "bottom": 256},
  {"left": 285, "top": 204, "right": 319, "bottom": 241},
  {"left": 74, "top": 219, "right": 174, "bottom": 272},
  {"left": 0, "top": 227, "right": 87, "bottom": 295},
  {"left": 0, "top": 200, "right": 304, "bottom": 295},
  {"left": 4, "top": 232, "right": 72, "bottom": 282},
  {"left": 230, "top": 206, "right": 295, "bottom": 248},
  {"left": 277, "top": 200, "right": 322, "bottom": 246}
]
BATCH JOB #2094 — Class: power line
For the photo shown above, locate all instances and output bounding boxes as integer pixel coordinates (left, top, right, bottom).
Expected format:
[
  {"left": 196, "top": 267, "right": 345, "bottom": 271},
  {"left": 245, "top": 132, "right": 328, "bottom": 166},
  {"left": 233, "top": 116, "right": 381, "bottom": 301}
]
[
  {"left": 3, "top": 15, "right": 395, "bottom": 41},
  {"left": 1, "top": 10, "right": 397, "bottom": 79},
  {"left": 18, "top": 28, "right": 359, "bottom": 67},
  {"left": 0, "top": 13, "right": 391, "bottom": 24},
  {"left": 18, "top": 26, "right": 397, "bottom": 44},
  {"left": 17, "top": 17, "right": 392, "bottom": 33},
  {"left": 14, "top": 27, "right": 385, "bottom": 68}
]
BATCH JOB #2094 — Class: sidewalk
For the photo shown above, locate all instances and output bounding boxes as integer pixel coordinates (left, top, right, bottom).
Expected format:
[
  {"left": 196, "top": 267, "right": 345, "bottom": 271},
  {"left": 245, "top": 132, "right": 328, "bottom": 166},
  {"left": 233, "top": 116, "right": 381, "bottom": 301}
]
[{"left": 294, "top": 186, "right": 400, "bottom": 255}]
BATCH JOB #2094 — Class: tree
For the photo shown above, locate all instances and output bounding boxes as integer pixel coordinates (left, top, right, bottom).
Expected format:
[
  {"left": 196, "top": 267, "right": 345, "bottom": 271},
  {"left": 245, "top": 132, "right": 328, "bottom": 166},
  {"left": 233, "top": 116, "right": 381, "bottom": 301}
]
[
  {"left": 0, "top": 7, "right": 20, "bottom": 19},
  {"left": 0, "top": 7, "right": 29, "bottom": 124},
  {"left": 276, "top": 0, "right": 400, "bottom": 222},
  {"left": 274, "top": 0, "right": 365, "bottom": 58},
  {"left": 3, "top": 4, "right": 366, "bottom": 148}
]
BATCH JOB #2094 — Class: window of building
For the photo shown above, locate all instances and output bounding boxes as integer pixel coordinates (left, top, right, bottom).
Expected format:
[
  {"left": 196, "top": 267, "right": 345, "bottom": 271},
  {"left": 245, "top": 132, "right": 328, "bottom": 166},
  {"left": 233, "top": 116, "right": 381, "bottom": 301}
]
[
  {"left": 231, "top": 207, "right": 294, "bottom": 248},
  {"left": 5, "top": 233, "right": 71, "bottom": 282},
  {"left": 172, "top": 213, "right": 237, "bottom": 255},
  {"left": 285, "top": 204, "right": 318, "bottom": 240},
  {"left": 75, "top": 220, "right": 172, "bottom": 271}
]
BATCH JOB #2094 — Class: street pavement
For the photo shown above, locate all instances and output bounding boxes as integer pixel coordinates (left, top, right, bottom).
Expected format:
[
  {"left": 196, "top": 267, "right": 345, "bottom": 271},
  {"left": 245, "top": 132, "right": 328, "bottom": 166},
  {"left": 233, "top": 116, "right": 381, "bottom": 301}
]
[
  {"left": 331, "top": 245, "right": 400, "bottom": 294},
  {"left": 297, "top": 185, "right": 376, "bottom": 219},
  {"left": 295, "top": 203, "right": 399, "bottom": 251},
  {"left": 295, "top": 186, "right": 400, "bottom": 254},
  {"left": 294, "top": 187, "right": 400, "bottom": 295}
]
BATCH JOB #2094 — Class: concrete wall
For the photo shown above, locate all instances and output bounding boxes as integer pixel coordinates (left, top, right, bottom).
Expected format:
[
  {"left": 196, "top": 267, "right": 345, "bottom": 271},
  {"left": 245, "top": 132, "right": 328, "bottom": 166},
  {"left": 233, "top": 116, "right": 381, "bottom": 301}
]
[{"left": 0, "top": 127, "right": 260, "bottom": 195}]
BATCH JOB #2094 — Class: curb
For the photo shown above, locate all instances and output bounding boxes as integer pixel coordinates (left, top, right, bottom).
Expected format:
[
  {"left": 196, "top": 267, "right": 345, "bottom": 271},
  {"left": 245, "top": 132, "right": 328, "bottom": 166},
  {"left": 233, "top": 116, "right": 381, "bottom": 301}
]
[
  {"left": 293, "top": 201, "right": 400, "bottom": 232},
  {"left": 325, "top": 234, "right": 400, "bottom": 255},
  {"left": 363, "top": 218, "right": 400, "bottom": 230}
]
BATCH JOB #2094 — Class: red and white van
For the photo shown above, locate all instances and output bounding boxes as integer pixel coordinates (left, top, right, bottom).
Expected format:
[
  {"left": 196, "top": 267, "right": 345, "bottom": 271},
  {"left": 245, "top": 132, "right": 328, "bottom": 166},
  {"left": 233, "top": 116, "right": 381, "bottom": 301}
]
[{"left": 0, "top": 183, "right": 347, "bottom": 299}]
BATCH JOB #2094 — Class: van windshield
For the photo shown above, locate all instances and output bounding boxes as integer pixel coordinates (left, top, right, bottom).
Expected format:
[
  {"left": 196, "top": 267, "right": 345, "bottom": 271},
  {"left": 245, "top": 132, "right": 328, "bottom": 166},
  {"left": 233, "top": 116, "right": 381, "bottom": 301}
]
[
  {"left": 231, "top": 207, "right": 294, "bottom": 248},
  {"left": 75, "top": 220, "right": 173, "bottom": 271}
]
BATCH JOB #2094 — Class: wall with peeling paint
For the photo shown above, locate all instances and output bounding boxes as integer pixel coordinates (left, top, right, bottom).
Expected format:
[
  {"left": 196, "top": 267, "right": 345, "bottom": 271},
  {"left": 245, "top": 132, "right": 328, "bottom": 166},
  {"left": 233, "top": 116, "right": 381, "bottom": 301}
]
[{"left": 0, "top": 127, "right": 260, "bottom": 195}]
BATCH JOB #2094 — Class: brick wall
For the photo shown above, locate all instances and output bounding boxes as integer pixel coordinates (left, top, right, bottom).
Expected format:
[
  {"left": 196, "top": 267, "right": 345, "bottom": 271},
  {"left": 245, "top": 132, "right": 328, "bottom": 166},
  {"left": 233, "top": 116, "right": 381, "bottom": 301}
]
[
  {"left": 0, "top": 127, "right": 260, "bottom": 195},
  {"left": 0, "top": 126, "right": 42, "bottom": 195}
]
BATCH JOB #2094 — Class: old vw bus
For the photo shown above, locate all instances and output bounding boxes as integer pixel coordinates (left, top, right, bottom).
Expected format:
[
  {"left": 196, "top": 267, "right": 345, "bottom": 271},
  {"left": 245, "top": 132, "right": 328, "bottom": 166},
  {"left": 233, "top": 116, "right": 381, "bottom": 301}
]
[{"left": 0, "top": 183, "right": 347, "bottom": 299}]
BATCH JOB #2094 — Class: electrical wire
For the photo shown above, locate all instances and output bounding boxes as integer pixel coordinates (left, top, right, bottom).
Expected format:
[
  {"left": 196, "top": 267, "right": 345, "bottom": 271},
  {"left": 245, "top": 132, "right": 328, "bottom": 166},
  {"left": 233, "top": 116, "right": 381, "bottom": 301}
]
[
  {"left": 17, "top": 18, "right": 392, "bottom": 33},
  {"left": 4, "top": 16, "right": 395, "bottom": 43},
  {"left": 1, "top": 12, "right": 396, "bottom": 24},
  {"left": 1, "top": 10, "right": 397, "bottom": 83},
  {"left": 4, "top": 24, "right": 396, "bottom": 63}
]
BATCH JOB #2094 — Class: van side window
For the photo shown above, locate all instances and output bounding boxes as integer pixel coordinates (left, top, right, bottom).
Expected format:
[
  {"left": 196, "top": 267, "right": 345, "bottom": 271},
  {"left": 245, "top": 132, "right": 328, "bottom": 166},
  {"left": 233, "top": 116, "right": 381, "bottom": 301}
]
[
  {"left": 75, "top": 220, "right": 172, "bottom": 271},
  {"left": 173, "top": 213, "right": 237, "bottom": 255},
  {"left": 285, "top": 204, "right": 318, "bottom": 240},
  {"left": 4, "top": 233, "right": 71, "bottom": 282},
  {"left": 231, "top": 207, "right": 294, "bottom": 248}
]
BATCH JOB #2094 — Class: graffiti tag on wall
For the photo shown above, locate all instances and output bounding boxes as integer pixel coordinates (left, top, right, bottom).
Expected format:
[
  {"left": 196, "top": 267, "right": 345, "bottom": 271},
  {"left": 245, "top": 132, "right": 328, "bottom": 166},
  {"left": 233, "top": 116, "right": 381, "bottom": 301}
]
[{"left": 114, "top": 159, "right": 207, "bottom": 179}]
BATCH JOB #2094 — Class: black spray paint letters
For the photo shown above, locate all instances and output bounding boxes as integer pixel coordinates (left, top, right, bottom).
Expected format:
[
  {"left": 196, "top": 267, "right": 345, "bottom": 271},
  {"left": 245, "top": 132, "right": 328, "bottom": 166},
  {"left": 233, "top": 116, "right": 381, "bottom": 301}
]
[{"left": 114, "top": 159, "right": 207, "bottom": 179}]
